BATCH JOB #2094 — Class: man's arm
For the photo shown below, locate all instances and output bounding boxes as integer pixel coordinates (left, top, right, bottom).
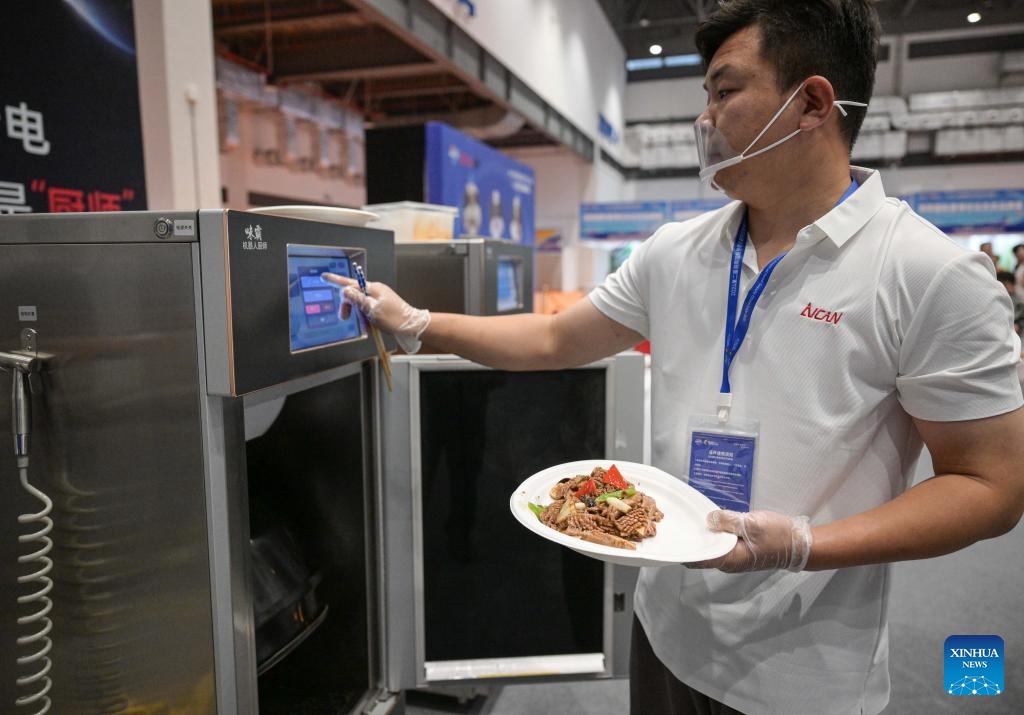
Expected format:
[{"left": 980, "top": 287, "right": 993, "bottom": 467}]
[
  {"left": 321, "top": 272, "right": 643, "bottom": 370},
  {"left": 805, "top": 407, "right": 1024, "bottom": 570},
  {"left": 696, "top": 407, "right": 1024, "bottom": 572},
  {"left": 423, "top": 298, "right": 644, "bottom": 370}
]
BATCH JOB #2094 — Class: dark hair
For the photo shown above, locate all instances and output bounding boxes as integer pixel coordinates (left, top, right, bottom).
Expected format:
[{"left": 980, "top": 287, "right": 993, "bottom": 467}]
[
  {"left": 695, "top": 0, "right": 880, "bottom": 150},
  {"left": 997, "top": 271, "right": 1015, "bottom": 285}
]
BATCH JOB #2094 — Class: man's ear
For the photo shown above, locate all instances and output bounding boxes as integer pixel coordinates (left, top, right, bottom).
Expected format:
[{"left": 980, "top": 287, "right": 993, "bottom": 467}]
[{"left": 798, "top": 76, "right": 837, "bottom": 131}]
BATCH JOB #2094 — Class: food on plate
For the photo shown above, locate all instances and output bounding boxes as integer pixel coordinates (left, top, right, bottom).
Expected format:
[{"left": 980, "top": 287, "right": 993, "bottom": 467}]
[{"left": 528, "top": 464, "right": 664, "bottom": 550}]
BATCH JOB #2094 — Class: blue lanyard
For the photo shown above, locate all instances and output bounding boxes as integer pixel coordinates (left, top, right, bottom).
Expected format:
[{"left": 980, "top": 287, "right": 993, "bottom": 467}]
[{"left": 720, "top": 179, "right": 860, "bottom": 397}]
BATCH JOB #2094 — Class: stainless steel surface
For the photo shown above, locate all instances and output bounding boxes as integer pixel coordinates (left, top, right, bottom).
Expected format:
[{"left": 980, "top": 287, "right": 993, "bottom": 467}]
[
  {"left": 22, "top": 327, "right": 39, "bottom": 353},
  {"left": 0, "top": 346, "right": 45, "bottom": 459},
  {"left": 0, "top": 349, "right": 42, "bottom": 373},
  {"left": 10, "top": 362, "right": 29, "bottom": 457},
  {"left": 200, "top": 392, "right": 253, "bottom": 715},
  {"left": 2, "top": 211, "right": 396, "bottom": 714},
  {"left": 395, "top": 239, "right": 534, "bottom": 317},
  {"left": 0, "top": 210, "right": 199, "bottom": 244},
  {"left": 0, "top": 241, "right": 216, "bottom": 713}
]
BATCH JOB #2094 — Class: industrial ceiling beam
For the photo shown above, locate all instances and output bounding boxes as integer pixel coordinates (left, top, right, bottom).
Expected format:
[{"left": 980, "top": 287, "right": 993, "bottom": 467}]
[
  {"left": 277, "top": 61, "right": 442, "bottom": 83},
  {"left": 344, "top": 0, "right": 595, "bottom": 161},
  {"left": 214, "top": 10, "right": 366, "bottom": 36}
]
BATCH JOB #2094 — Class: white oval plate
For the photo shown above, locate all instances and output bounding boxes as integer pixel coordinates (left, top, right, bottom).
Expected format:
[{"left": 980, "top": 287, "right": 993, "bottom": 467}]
[
  {"left": 509, "top": 459, "right": 737, "bottom": 568},
  {"left": 248, "top": 205, "right": 379, "bottom": 227}
]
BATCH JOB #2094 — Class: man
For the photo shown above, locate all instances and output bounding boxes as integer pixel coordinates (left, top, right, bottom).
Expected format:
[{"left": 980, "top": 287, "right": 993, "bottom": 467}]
[
  {"left": 325, "top": 2, "right": 1024, "bottom": 712},
  {"left": 980, "top": 240, "right": 1001, "bottom": 269}
]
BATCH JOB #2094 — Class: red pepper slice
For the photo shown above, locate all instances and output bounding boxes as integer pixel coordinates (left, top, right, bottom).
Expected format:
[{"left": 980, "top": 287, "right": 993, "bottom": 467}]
[
  {"left": 605, "top": 464, "right": 628, "bottom": 490},
  {"left": 576, "top": 478, "right": 598, "bottom": 497}
]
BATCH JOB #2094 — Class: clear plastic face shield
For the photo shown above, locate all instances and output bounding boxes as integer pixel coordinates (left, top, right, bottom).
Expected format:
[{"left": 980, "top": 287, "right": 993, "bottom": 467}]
[{"left": 694, "top": 80, "right": 868, "bottom": 191}]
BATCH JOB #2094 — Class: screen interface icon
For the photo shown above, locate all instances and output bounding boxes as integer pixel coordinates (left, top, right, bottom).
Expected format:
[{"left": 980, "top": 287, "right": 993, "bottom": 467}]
[
  {"left": 287, "top": 244, "right": 366, "bottom": 352},
  {"left": 496, "top": 256, "right": 521, "bottom": 312}
]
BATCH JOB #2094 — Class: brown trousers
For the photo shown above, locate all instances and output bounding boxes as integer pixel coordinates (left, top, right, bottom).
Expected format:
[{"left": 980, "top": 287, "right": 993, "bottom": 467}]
[{"left": 630, "top": 615, "right": 746, "bottom": 715}]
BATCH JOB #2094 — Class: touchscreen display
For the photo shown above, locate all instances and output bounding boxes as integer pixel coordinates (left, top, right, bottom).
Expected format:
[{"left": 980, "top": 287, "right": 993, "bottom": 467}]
[
  {"left": 287, "top": 244, "right": 365, "bottom": 352},
  {"left": 496, "top": 257, "right": 521, "bottom": 312}
]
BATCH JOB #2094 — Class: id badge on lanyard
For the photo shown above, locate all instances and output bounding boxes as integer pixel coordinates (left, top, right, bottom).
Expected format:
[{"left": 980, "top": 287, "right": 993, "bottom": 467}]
[
  {"left": 685, "top": 179, "right": 858, "bottom": 512},
  {"left": 687, "top": 413, "right": 759, "bottom": 513},
  {"left": 685, "top": 213, "right": 768, "bottom": 513}
]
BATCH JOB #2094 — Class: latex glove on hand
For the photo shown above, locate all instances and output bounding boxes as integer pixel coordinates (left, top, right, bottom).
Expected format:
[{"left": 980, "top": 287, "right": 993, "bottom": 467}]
[
  {"left": 321, "top": 273, "right": 431, "bottom": 354},
  {"left": 688, "top": 509, "right": 812, "bottom": 573}
]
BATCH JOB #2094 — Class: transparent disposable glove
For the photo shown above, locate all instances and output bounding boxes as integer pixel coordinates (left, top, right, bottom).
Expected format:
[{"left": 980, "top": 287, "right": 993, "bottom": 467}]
[
  {"left": 688, "top": 509, "right": 812, "bottom": 573},
  {"left": 321, "top": 273, "right": 431, "bottom": 354}
]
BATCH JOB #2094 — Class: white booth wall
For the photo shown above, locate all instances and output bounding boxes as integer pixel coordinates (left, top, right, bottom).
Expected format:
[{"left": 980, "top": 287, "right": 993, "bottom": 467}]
[{"left": 424, "top": 0, "right": 627, "bottom": 164}]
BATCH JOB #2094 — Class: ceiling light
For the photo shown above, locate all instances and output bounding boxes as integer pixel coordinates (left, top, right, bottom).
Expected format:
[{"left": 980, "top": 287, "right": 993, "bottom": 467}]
[
  {"left": 649, "top": 44, "right": 663, "bottom": 55},
  {"left": 627, "top": 57, "right": 665, "bottom": 71},
  {"left": 639, "top": 17, "right": 650, "bottom": 28},
  {"left": 967, "top": 12, "right": 981, "bottom": 23},
  {"left": 664, "top": 53, "right": 702, "bottom": 67}
]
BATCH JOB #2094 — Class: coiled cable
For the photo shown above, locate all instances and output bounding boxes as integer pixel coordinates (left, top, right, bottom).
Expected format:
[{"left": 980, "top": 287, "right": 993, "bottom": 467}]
[{"left": 15, "top": 456, "right": 54, "bottom": 715}]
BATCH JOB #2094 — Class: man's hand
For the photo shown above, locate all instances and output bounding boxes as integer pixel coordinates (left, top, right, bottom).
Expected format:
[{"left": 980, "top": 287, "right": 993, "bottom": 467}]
[
  {"left": 321, "top": 273, "right": 430, "bottom": 353},
  {"left": 688, "top": 509, "right": 812, "bottom": 573}
]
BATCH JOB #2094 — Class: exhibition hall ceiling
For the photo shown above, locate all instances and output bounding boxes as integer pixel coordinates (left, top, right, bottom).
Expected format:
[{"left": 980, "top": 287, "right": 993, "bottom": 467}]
[
  {"left": 212, "top": 0, "right": 581, "bottom": 150},
  {"left": 213, "top": 0, "right": 486, "bottom": 123},
  {"left": 211, "top": 0, "right": 1023, "bottom": 152},
  {"left": 598, "top": 0, "right": 1024, "bottom": 60}
]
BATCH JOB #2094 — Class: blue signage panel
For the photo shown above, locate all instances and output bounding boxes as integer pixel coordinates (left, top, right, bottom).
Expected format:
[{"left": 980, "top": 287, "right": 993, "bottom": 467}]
[
  {"left": 580, "top": 201, "right": 668, "bottom": 241},
  {"left": 911, "top": 189, "right": 1024, "bottom": 234},
  {"left": 668, "top": 198, "right": 730, "bottom": 222},
  {"left": 425, "top": 121, "right": 536, "bottom": 244}
]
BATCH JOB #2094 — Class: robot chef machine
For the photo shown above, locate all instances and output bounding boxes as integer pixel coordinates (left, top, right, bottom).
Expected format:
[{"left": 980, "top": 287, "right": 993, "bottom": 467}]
[{"left": 0, "top": 209, "right": 398, "bottom": 714}]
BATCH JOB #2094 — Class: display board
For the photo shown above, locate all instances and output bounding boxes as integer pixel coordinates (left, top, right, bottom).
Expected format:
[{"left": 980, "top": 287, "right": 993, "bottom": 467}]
[
  {"left": 580, "top": 200, "right": 669, "bottom": 242},
  {"left": 425, "top": 121, "right": 536, "bottom": 244},
  {"left": 908, "top": 189, "right": 1024, "bottom": 234},
  {"left": 580, "top": 198, "right": 730, "bottom": 242},
  {"left": 0, "top": 1, "right": 147, "bottom": 213}
]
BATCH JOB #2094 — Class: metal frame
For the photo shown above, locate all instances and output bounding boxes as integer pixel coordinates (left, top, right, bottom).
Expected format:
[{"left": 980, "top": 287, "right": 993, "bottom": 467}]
[{"left": 379, "top": 352, "right": 644, "bottom": 690}]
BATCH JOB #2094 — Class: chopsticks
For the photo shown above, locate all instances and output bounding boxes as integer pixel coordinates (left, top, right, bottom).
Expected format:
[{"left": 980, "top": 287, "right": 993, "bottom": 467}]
[{"left": 353, "top": 263, "right": 393, "bottom": 391}]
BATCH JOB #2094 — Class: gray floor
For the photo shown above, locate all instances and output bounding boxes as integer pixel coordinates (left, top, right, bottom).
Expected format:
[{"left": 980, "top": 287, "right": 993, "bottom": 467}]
[{"left": 406, "top": 453, "right": 1024, "bottom": 715}]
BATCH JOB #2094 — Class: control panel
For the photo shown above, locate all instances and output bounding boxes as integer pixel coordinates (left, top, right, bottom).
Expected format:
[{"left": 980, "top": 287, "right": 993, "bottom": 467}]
[
  {"left": 287, "top": 244, "right": 366, "bottom": 353},
  {"left": 199, "top": 210, "right": 394, "bottom": 396}
]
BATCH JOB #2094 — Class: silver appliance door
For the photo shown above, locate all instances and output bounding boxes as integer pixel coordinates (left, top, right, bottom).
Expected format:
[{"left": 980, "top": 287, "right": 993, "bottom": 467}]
[
  {"left": 0, "top": 241, "right": 216, "bottom": 713},
  {"left": 394, "top": 239, "right": 534, "bottom": 317},
  {"left": 378, "top": 353, "right": 644, "bottom": 690}
]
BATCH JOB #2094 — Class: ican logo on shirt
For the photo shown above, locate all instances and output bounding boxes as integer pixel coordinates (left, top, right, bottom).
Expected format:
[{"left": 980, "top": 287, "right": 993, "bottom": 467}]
[
  {"left": 799, "top": 301, "right": 843, "bottom": 325},
  {"left": 945, "top": 635, "right": 1003, "bottom": 696}
]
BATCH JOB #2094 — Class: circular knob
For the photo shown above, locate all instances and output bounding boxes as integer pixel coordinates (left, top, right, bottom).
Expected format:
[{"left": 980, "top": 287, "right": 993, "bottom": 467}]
[{"left": 153, "top": 217, "right": 174, "bottom": 239}]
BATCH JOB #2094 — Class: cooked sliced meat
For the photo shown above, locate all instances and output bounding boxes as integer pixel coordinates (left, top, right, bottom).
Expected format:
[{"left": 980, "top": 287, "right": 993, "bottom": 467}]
[
  {"left": 614, "top": 507, "right": 650, "bottom": 537},
  {"left": 582, "top": 531, "right": 637, "bottom": 550},
  {"left": 538, "top": 466, "right": 661, "bottom": 551}
]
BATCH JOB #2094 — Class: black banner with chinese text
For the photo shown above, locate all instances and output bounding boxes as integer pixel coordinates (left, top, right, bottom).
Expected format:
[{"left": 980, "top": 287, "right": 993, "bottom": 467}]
[{"left": 1, "top": 1, "right": 147, "bottom": 213}]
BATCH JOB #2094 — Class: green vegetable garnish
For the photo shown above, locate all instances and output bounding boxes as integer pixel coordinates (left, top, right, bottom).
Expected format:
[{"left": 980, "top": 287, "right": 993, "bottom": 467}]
[
  {"left": 528, "top": 502, "right": 545, "bottom": 518},
  {"left": 596, "top": 486, "right": 635, "bottom": 502}
]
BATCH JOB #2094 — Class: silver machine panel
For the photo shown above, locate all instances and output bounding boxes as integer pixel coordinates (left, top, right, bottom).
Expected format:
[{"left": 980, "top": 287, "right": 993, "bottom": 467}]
[
  {"left": 395, "top": 239, "right": 534, "bottom": 316},
  {"left": 0, "top": 211, "right": 397, "bottom": 714}
]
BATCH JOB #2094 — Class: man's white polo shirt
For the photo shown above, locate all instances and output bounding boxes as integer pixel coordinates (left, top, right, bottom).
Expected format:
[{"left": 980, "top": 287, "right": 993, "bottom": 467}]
[{"left": 589, "top": 167, "right": 1022, "bottom": 715}]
